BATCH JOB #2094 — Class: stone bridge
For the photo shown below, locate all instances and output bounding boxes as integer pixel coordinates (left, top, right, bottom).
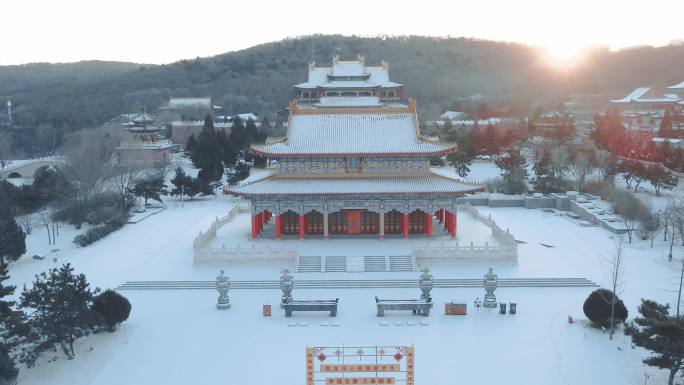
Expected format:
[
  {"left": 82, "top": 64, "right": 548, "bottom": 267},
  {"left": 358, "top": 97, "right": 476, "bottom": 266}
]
[{"left": 0, "top": 156, "right": 68, "bottom": 179}]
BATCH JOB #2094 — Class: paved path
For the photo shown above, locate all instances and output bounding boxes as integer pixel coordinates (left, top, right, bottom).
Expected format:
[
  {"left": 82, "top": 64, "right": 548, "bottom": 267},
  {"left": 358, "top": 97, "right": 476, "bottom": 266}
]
[{"left": 117, "top": 277, "right": 598, "bottom": 291}]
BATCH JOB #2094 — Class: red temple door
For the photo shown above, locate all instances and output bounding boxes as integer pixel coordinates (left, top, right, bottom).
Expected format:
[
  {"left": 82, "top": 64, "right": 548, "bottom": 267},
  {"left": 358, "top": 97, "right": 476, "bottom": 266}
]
[{"left": 345, "top": 211, "right": 361, "bottom": 234}]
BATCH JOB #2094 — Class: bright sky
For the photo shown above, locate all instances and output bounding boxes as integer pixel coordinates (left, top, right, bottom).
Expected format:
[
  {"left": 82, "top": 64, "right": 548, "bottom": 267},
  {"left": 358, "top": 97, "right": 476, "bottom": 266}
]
[{"left": 0, "top": 0, "right": 682, "bottom": 66}]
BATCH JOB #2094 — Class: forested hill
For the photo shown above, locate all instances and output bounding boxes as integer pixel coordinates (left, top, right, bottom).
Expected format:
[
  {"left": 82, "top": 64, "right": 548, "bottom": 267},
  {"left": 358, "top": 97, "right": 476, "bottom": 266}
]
[{"left": 2, "top": 35, "right": 684, "bottom": 130}]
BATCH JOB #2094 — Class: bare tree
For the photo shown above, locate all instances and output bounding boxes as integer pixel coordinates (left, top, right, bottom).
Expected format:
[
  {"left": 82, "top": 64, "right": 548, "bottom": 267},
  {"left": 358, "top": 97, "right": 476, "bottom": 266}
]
[
  {"left": 664, "top": 198, "right": 684, "bottom": 260},
  {"left": 19, "top": 214, "right": 34, "bottom": 235},
  {"left": 550, "top": 146, "right": 569, "bottom": 183},
  {"left": 608, "top": 235, "right": 625, "bottom": 340},
  {"left": 638, "top": 209, "right": 661, "bottom": 248},
  {"left": 612, "top": 190, "right": 649, "bottom": 243},
  {"left": 61, "top": 126, "right": 123, "bottom": 220},
  {"left": 38, "top": 210, "right": 52, "bottom": 245},
  {"left": 569, "top": 149, "right": 594, "bottom": 192},
  {"left": 108, "top": 163, "right": 143, "bottom": 216}
]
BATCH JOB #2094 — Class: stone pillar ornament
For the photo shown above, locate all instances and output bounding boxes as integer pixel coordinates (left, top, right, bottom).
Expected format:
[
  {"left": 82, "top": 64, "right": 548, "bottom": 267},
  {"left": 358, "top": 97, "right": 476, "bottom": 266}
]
[
  {"left": 280, "top": 268, "right": 294, "bottom": 304},
  {"left": 419, "top": 268, "right": 434, "bottom": 301},
  {"left": 216, "top": 270, "right": 231, "bottom": 310},
  {"left": 483, "top": 267, "right": 498, "bottom": 308}
]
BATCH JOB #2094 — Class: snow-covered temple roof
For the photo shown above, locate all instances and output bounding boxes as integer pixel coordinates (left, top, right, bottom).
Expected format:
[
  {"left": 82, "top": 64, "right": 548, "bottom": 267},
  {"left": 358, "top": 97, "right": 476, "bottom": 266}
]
[
  {"left": 668, "top": 80, "right": 684, "bottom": 89},
  {"left": 162, "top": 97, "right": 213, "bottom": 109},
  {"left": 251, "top": 109, "right": 456, "bottom": 157},
  {"left": 227, "top": 172, "right": 483, "bottom": 197},
  {"left": 294, "top": 56, "right": 403, "bottom": 89},
  {"left": 610, "top": 87, "right": 681, "bottom": 103}
]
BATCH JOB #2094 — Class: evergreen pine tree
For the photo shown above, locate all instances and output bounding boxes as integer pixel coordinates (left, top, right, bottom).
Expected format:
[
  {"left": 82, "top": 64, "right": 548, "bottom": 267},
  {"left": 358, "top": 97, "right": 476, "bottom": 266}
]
[
  {"left": 0, "top": 260, "right": 19, "bottom": 382},
  {"left": 169, "top": 167, "right": 193, "bottom": 198},
  {"left": 19, "top": 263, "right": 98, "bottom": 365},
  {"left": 183, "top": 134, "right": 198, "bottom": 163},
  {"left": 0, "top": 195, "right": 26, "bottom": 264},
  {"left": 625, "top": 299, "right": 684, "bottom": 385},
  {"left": 495, "top": 149, "right": 529, "bottom": 194},
  {"left": 229, "top": 116, "right": 246, "bottom": 156},
  {"left": 532, "top": 151, "right": 554, "bottom": 193},
  {"left": 132, "top": 177, "right": 168, "bottom": 205}
]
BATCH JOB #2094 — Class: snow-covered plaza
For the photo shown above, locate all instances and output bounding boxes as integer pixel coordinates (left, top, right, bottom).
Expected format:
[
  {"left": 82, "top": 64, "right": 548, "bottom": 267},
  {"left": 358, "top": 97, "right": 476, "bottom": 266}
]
[{"left": 7, "top": 162, "right": 684, "bottom": 385}]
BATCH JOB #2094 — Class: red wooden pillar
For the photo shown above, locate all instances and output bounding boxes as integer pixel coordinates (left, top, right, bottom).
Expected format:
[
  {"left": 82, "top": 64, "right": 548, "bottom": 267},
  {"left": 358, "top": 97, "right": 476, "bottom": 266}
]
[
  {"left": 453, "top": 209, "right": 458, "bottom": 238},
  {"left": 275, "top": 214, "right": 282, "bottom": 240},
  {"left": 258, "top": 212, "right": 263, "bottom": 234},
  {"left": 443, "top": 209, "right": 448, "bottom": 230},
  {"left": 425, "top": 212, "right": 433, "bottom": 237},
  {"left": 299, "top": 213, "right": 306, "bottom": 239},
  {"left": 402, "top": 213, "right": 409, "bottom": 239},
  {"left": 251, "top": 214, "right": 258, "bottom": 239},
  {"left": 447, "top": 210, "right": 456, "bottom": 238},
  {"left": 438, "top": 209, "right": 444, "bottom": 223}
]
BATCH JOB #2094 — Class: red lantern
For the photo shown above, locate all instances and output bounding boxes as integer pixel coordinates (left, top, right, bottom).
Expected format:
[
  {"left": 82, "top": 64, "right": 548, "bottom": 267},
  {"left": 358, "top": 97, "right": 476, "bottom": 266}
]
[
  {"left": 318, "top": 353, "right": 327, "bottom": 361},
  {"left": 393, "top": 352, "right": 403, "bottom": 361}
]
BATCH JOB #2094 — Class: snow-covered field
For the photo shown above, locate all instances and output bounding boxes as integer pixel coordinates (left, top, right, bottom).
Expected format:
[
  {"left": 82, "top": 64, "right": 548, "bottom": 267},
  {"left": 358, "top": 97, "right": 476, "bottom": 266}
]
[{"left": 5, "top": 160, "right": 684, "bottom": 385}]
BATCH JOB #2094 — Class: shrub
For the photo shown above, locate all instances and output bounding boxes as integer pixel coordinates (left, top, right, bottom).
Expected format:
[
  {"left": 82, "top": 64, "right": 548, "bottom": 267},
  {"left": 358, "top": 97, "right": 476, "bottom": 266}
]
[
  {"left": 583, "top": 180, "right": 613, "bottom": 199},
  {"left": 73, "top": 216, "right": 126, "bottom": 247},
  {"left": 91, "top": 290, "right": 132, "bottom": 332},
  {"left": 583, "top": 289, "right": 628, "bottom": 328}
]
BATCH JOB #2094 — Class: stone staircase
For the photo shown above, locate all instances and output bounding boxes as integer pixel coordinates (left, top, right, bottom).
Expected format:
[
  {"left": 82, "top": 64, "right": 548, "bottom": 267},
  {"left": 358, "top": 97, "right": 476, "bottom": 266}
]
[
  {"left": 324, "top": 256, "right": 347, "bottom": 272},
  {"left": 364, "top": 256, "right": 387, "bottom": 272},
  {"left": 118, "top": 277, "right": 600, "bottom": 291},
  {"left": 297, "top": 256, "right": 322, "bottom": 273},
  {"left": 389, "top": 256, "right": 415, "bottom": 272}
]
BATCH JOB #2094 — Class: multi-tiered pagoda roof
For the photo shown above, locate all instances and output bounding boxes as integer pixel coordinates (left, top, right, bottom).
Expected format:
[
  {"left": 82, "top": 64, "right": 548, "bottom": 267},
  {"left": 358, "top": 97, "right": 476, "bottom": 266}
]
[{"left": 227, "top": 56, "right": 483, "bottom": 240}]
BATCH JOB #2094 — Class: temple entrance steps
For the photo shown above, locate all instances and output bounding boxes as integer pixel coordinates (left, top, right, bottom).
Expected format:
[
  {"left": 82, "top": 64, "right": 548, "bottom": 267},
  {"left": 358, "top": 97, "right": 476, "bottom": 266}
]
[
  {"left": 324, "top": 256, "right": 347, "bottom": 273},
  {"left": 389, "top": 256, "right": 415, "bottom": 272},
  {"left": 364, "top": 256, "right": 387, "bottom": 272},
  {"left": 297, "top": 256, "right": 322, "bottom": 273},
  {"left": 117, "top": 277, "right": 599, "bottom": 291}
]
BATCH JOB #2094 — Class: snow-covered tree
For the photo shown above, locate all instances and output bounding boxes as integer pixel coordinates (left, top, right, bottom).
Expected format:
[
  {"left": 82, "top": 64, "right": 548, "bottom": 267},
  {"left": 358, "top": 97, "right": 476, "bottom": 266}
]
[
  {"left": 495, "top": 149, "right": 528, "bottom": 194},
  {"left": 625, "top": 299, "right": 684, "bottom": 385},
  {"left": 19, "top": 264, "right": 98, "bottom": 365},
  {"left": 91, "top": 290, "right": 132, "bottom": 332},
  {"left": 0, "top": 198, "right": 26, "bottom": 263},
  {"left": 132, "top": 177, "right": 167, "bottom": 205},
  {"left": 0, "top": 260, "right": 19, "bottom": 383}
]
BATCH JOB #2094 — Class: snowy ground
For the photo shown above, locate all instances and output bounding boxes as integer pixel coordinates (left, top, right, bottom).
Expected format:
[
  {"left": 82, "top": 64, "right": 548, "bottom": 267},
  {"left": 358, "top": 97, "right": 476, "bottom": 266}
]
[{"left": 5, "top": 160, "right": 684, "bottom": 385}]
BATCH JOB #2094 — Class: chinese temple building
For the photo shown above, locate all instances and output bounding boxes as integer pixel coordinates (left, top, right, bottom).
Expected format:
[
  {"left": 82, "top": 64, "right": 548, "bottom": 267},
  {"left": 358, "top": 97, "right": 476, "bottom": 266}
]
[
  {"left": 113, "top": 112, "right": 174, "bottom": 165},
  {"left": 228, "top": 57, "right": 484, "bottom": 240}
]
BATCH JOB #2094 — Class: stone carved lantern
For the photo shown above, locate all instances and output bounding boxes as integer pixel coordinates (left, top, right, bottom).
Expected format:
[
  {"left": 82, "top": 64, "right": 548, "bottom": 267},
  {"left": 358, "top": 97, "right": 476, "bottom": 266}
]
[
  {"left": 483, "top": 267, "right": 498, "bottom": 308},
  {"left": 419, "top": 268, "right": 434, "bottom": 302},
  {"left": 280, "top": 268, "right": 294, "bottom": 304},
  {"left": 216, "top": 270, "right": 231, "bottom": 310}
]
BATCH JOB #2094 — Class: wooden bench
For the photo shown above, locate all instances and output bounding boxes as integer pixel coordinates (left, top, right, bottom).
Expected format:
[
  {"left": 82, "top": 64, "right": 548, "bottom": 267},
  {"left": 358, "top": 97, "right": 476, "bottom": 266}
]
[
  {"left": 280, "top": 298, "right": 339, "bottom": 317},
  {"left": 375, "top": 296, "right": 433, "bottom": 317}
]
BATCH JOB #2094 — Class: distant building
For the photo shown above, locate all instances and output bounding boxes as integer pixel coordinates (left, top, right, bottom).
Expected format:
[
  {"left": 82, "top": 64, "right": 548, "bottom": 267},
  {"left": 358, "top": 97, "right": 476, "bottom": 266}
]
[
  {"left": 112, "top": 112, "right": 174, "bottom": 165},
  {"left": 440, "top": 111, "right": 466, "bottom": 121},
  {"left": 609, "top": 87, "right": 683, "bottom": 134},
  {"left": 667, "top": 80, "right": 684, "bottom": 99},
  {"left": 520, "top": 111, "right": 582, "bottom": 162},
  {"left": 170, "top": 120, "right": 232, "bottom": 144},
  {"left": 610, "top": 87, "right": 680, "bottom": 111},
  {"left": 563, "top": 94, "right": 609, "bottom": 125},
  {"left": 157, "top": 96, "right": 221, "bottom": 122},
  {"left": 652, "top": 137, "right": 684, "bottom": 150}
]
